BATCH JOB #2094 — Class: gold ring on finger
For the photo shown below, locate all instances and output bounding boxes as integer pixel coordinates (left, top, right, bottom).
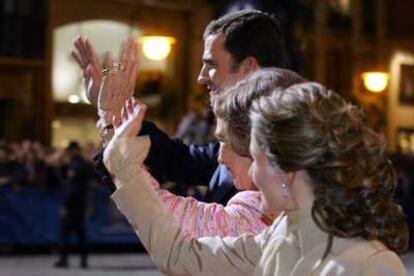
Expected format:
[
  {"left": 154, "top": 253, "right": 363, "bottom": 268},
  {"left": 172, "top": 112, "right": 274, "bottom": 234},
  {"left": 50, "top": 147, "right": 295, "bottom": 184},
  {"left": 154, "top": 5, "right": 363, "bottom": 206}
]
[
  {"left": 112, "top": 62, "right": 125, "bottom": 71},
  {"left": 101, "top": 68, "right": 110, "bottom": 77}
]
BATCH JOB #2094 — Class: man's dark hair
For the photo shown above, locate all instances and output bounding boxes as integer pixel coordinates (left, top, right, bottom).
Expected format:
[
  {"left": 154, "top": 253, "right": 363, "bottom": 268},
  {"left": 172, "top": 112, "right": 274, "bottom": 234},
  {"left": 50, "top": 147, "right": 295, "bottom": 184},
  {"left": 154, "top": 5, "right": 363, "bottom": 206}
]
[{"left": 204, "top": 10, "right": 289, "bottom": 69}]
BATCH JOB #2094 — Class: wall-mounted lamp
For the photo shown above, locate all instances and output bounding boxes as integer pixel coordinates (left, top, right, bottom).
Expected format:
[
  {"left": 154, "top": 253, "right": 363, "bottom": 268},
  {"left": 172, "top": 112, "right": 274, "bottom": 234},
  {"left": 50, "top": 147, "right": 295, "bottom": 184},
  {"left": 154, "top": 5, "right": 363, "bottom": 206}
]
[
  {"left": 361, "top": 72, "right": 389, "bottom": 93},
  {"left": 139, "top": 36, "right": 176, "bottom": 61}
]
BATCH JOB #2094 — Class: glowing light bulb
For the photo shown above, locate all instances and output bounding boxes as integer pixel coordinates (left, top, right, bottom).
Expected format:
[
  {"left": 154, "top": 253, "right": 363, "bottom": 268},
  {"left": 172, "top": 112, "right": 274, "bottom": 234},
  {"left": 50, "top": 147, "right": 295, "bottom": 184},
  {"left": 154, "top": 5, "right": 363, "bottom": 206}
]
[
  {"left": 140, "top": 36, "right": 176, "bottom": 60},
  {"left": 362, "top": 72, "right": 389, "bottom": 93}
]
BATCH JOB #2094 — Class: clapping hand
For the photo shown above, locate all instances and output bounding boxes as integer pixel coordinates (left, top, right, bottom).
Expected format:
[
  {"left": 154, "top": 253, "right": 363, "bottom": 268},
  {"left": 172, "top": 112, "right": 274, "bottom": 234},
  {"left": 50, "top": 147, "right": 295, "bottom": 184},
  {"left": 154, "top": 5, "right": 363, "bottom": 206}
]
[
  {"left": 112, "top": 98, "right": 147, "bottom": 141},
  {"left": 103, "top": 98, "right": 148, "bottom": 188},
  {"left": 72, "top": 36, "right": 102, "bottom": 107},
  {"left": 72, "top": 37, "right": 140, "bottom": 125},
  {"left": 98, "top": 39, "right": 140, "bottom": 125}
]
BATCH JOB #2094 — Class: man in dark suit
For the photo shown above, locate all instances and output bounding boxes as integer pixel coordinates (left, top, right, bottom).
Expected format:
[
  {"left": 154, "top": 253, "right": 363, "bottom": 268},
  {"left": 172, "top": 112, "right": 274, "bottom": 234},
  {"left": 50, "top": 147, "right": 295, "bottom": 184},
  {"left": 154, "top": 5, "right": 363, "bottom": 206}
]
[{"left": 74, "top": 10, "right": 289, "bottom": 205}]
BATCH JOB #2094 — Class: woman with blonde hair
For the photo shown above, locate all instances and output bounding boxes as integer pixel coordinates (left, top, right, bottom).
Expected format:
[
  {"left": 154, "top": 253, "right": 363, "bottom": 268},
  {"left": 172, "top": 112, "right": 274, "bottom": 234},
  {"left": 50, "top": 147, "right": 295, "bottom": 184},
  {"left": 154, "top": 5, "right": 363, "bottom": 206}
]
[{"left": 104, "top": 69, "right": 408, "bottom": 275}]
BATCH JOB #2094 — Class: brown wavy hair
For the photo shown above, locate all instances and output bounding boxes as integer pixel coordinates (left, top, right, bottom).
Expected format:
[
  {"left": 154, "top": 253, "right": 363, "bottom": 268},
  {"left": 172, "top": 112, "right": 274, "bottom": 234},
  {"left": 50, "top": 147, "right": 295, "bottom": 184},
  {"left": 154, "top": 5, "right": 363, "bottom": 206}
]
[
  {"left": 250, "top": 82, "right": 409, "bottom": 254},
  {"left": 211, "top": 68, "right": 304, "bottom": 157}
]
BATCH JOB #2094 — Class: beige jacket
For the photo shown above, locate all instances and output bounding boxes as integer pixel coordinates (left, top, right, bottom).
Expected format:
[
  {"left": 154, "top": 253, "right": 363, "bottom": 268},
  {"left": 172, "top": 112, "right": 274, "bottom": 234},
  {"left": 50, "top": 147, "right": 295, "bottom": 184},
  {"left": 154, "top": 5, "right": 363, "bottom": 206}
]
[{"left": 105, "top": 137, "right": 406, "bottom": 276}]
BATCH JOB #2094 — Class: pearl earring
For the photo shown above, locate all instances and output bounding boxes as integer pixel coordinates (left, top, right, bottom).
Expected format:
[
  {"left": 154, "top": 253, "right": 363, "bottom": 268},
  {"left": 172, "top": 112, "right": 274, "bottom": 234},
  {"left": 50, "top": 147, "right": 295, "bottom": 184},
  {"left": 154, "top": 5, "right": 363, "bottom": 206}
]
[{"left": 281, "top": 183, "right": 289, "bottom": 198}]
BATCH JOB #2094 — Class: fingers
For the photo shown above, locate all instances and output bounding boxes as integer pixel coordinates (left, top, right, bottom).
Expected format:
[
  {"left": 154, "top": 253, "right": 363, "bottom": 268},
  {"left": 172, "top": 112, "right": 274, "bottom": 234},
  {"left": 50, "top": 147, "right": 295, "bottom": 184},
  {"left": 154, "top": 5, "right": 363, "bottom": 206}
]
[
  {"left": 87, "top": 62, "right": 103, "bottom": 83},
  {"left": 71, "top": 50, "right": 85, "bottom": 69},
  {"left": 119, "top": 42, "right": 131, "bottom": 72},
  {"left": 120, "top": 39, "right": 130, "bottom": 64},
  {"left": 112, "top": 99, "right": 146, "bottom": 139},
  {"left": 120, "top": 39, "right": 137, "bottom": 63},
  {"left": 83, "top": 38, "right": 103, "bottom": 81},
  {"left": 112, "top": 115, "right": 122, "bottom": 129},
  {"left": 103, "top": 51, "right": 114, "bottom": 74},
  {"left": 84, "top": 63, "right": 93, "bottom": 79},
  {"left": 121, "top": 106, "right": 128, "bottom": 122},
  {"left": 131, "top": 97, "right": 139, "bottom": 106},
  {"left": 85, "top": 38, "right": 102, "bottom": 71},
  {"left": 123, "top": 40, "right": 139, "bottom": 96},
  {"left": 131, "top": 97, "right": 143, "bottom": 116},
  {"left": 128, "top": 39, "right": 139, "bottom": 75},
  {"left": 135, "top": 103, "right": 147, "bottom": 125},
  {"left": 120, "top": 38, "right": 139, "bottom": 72},
  {"left": 129, "top": 98, "right": 147, "bottom": 122},
  {"left": 72, "top": 36, "right": 103, "bottom": 83},
  {"left": 126, "top": 53, "right": 139, "bottom": 84},
  {"left": 73, "top": 36, "right": 89, "bottom": 69},
  {"left": 122, "top": 98, "right": 146, "bottom": 123},
  {"left": 126, "top": 98, "right": 135, "bottom": 114},
  {"left": 123, "top": 98, "right": 136, "bottom": 119}
]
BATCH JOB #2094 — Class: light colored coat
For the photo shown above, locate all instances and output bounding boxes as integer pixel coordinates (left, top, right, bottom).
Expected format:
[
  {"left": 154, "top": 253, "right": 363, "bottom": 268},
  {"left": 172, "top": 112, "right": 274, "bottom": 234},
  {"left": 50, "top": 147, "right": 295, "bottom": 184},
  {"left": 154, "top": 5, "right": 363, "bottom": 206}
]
[{"left": 105, "top": 137, "right": 406, "bottom": 275}]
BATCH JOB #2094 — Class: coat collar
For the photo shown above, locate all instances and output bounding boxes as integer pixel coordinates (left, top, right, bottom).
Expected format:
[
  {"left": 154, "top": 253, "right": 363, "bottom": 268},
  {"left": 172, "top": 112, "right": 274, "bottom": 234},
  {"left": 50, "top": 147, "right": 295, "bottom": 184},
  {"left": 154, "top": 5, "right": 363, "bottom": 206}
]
[{"left": 271, "top": 212, "right": 388, "bottom": 276}]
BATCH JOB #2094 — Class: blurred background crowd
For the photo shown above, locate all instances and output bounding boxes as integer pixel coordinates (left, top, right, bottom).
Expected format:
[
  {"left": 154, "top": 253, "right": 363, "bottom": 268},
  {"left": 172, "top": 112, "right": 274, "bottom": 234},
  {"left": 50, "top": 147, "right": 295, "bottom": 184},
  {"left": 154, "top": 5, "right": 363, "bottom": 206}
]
[
  {"left": 0, "top": 127, "right": 213, "bottom": 253},
  {"left": 0, "top": 139, "right": 96, "bottom": 192}
]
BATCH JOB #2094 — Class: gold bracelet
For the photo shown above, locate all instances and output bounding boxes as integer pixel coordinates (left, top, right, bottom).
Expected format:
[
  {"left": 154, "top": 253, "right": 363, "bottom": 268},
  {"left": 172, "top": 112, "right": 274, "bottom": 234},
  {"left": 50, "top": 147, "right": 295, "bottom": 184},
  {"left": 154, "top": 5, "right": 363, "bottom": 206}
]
[
  {"left": 98, "top": 124, "right": 114, "bottom": 142},
  {"left": 102, "top": 124, "right": 114, "bottom": 131}
]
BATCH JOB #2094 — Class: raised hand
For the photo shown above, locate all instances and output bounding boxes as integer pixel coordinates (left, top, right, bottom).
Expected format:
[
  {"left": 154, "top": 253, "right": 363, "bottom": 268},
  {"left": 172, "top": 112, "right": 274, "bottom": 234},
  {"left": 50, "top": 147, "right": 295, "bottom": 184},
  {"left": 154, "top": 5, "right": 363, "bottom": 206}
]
[
  {"left": 103, "top": 98, "right": 147, "bottom": 178},
  {"left": 97, "top": 38, "right": 140, "bottom": 125},
  {"left": 72, "top": 36, "right": 103, "bottom": 107},
  {"left": 112, "top": 98, "right": 147, "bottom": 141}
]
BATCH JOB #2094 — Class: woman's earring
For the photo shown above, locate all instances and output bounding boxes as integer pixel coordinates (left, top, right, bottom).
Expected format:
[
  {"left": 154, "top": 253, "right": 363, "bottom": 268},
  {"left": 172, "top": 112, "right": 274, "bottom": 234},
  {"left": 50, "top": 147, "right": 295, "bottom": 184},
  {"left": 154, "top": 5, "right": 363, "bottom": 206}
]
[{"left": 281, "top": 183, "right": 289, "bottom": 198}]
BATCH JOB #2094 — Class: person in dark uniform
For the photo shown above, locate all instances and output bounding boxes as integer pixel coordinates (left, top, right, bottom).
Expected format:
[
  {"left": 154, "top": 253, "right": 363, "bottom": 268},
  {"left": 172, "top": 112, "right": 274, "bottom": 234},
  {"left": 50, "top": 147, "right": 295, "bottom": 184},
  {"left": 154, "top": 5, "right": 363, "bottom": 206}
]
[{"left": 55, "top": 141, "right": 90, "bottom": 269}]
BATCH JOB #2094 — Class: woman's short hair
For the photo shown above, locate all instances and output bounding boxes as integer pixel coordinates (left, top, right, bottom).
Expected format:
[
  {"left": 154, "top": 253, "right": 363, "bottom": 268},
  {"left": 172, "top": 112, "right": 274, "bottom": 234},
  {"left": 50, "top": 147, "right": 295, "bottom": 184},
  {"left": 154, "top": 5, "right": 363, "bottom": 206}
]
[
  {"left": 211, "top": 68, "right": 304, "bottom": 157},
  {"left": 250, "top": 82, "right": 409, "bottom": 254}
]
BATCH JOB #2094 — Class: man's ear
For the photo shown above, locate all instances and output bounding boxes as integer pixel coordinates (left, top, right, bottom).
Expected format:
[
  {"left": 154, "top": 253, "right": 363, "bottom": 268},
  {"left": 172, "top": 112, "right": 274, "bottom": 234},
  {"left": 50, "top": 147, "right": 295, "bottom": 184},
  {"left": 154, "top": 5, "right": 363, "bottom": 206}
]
[{"left": 239, "top": 56, "right": 259, "bottom": 74}]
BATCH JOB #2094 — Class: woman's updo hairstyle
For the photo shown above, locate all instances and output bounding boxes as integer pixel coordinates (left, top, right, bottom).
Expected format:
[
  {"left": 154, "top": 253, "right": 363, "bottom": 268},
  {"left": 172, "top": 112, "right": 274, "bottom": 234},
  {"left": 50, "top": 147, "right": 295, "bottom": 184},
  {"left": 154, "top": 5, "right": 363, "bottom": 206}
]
[{"left": 250, "top": 82, "right": 409, "bottom": 254}]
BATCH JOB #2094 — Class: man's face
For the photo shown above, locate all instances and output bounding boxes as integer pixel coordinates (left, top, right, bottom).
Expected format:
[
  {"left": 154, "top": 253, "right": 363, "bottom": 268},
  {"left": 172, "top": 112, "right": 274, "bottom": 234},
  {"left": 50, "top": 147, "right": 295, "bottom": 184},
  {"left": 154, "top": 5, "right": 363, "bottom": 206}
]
[{"left": 197, "top": 34, "right": 246, "bottom": 96}]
